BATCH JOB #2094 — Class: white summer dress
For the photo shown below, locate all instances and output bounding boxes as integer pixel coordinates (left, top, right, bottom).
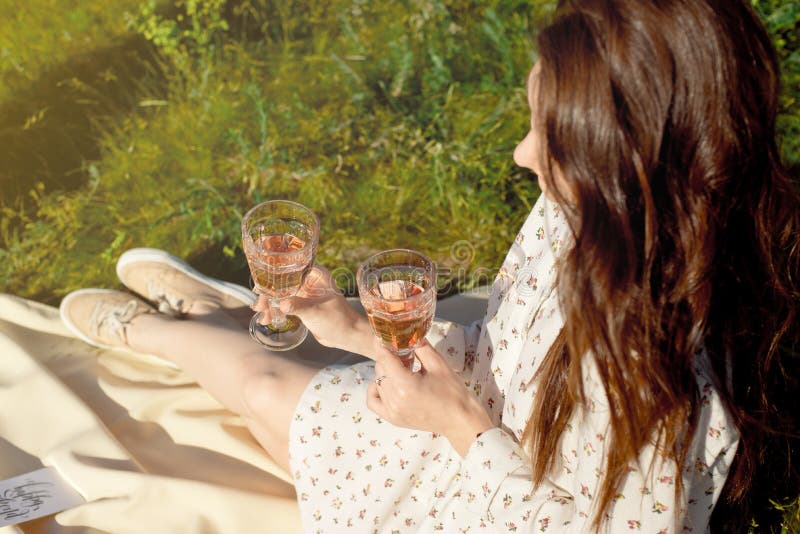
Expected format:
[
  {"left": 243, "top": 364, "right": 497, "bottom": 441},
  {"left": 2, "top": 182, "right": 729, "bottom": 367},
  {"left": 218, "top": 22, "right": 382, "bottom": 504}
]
[{"left": 288, "top": 194, "right": 739, "bottom": 533}]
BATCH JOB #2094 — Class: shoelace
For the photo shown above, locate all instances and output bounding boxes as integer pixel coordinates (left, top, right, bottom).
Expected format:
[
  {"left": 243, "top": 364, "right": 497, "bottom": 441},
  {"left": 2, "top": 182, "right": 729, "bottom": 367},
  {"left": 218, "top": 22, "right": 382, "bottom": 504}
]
[
  {"left": 90, "top": 299, "right": 141, "bottom": 345},
  {"left": 146, "top": 280, "right": 186, "bottom": 316}
]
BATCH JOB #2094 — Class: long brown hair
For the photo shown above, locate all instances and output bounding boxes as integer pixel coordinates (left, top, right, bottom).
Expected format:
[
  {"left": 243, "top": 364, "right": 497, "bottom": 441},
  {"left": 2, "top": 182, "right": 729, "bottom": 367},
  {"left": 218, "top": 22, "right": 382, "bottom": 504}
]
[{"left": 521, "top": 0, "right": 800, "bottom": 529}]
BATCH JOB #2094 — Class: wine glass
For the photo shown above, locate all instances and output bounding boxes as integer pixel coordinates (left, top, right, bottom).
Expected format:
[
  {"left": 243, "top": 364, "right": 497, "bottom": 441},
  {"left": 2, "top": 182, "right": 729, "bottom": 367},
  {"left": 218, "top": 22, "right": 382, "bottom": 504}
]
[
  {"left": 357, "top": 249, "right": 437, "bottom": 370},
  {"left": 242, "top": 200, "right": 320, "bottom": 350}
]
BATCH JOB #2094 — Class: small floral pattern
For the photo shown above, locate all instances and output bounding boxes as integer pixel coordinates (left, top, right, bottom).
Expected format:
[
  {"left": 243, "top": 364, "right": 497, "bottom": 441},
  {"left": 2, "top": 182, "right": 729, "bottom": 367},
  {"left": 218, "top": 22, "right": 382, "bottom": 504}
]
[{"left": 288, "top": 195, "right": 738, "bottom": 533}]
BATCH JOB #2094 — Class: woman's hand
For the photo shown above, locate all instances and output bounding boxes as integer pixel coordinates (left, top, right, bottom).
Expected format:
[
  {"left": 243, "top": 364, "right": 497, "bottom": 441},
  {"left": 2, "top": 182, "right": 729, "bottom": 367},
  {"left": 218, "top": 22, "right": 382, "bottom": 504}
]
[
  {"left": 366, "top": 339, "right": 494, "bottom": 457},
  {"left": 254, "top": 265, "right": 374, "bottom": 356}
]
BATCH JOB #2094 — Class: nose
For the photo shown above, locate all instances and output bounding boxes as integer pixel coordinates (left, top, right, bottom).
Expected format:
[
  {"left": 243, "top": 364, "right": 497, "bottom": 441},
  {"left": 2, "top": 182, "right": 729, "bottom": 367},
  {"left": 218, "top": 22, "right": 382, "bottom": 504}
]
[{"left": 514, "top": 130, "right": 536, "bottom": 170}]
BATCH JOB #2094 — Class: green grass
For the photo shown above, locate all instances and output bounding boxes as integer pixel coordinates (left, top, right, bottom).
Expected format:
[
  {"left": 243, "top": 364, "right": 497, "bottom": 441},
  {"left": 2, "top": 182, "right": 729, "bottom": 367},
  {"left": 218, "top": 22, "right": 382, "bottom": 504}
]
[
  {"left": 0, "top": 0, "right": 549, "bottom": 301},
  {"left": 0, "top": 0, "right": 141, "bottom": 101},
  {"left": 0, "top": 0, "right": 798, "bottom": 530},
  {"left": 752, "top": 0, "right": 800, "bottom": 171},
  {"left": 2, "top": 0, "right": 797, "bottom": 299}
]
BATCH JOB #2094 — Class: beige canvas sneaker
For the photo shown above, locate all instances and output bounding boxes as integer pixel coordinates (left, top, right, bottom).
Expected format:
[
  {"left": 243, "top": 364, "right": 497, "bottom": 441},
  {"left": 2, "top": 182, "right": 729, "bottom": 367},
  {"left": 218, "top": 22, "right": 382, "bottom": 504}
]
[
  {"left": 116, "top": 248, "right": 255, "bottom": 317},
  {"left": 60, "top": 289, "right": 156, "bottom": 350}
]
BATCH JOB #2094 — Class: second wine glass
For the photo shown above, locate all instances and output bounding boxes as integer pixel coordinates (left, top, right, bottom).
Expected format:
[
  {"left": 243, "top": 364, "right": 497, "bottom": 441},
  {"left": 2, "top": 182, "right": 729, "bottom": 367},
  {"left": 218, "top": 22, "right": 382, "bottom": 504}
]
[
  {"left": 357, "top": 249, "right": 437, "bottom": 370},
  {"left": 242, "top": 200, "right": 319, "bottom": 350}
]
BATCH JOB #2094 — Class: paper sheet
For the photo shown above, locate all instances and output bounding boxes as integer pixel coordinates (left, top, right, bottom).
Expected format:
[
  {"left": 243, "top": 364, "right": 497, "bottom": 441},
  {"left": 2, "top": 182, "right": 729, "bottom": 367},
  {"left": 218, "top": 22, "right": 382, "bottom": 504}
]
[{"left": 0, "top": 467, "right": 85, "bottom": 527}]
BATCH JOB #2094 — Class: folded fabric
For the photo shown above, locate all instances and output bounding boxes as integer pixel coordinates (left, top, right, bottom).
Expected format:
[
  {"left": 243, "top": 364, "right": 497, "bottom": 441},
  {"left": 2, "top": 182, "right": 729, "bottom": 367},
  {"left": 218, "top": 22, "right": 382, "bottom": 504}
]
[{"left": 0, "top": 294, "right": 300, "bottom": 534}]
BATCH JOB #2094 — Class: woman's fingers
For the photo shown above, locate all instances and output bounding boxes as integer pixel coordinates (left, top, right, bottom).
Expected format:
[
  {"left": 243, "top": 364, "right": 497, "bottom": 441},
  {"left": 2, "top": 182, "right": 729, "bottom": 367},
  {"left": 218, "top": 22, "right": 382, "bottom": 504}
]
[
  {"left": 278, "top": 297, "right": 296, "bottom": 315},
  {"left": 256, "top": 293, "right": 318, "bottom": 322},
  {"left": 365, "top": 382, "right": 385, "bottom": 418},
  {"left": 371, "top": 339, "right": 412, "bottom": 377},
  {"left": 253, "top": 295, "right": 272, "bottom": 325},
  {"left": 299, "top": 265, "right": 339, "bottom": 299},
  {"left": 410, "top": 340, "right": 445, "bottom": 373},
  {"left": 253, "top": 264, "right": 336, "bottom": 317},
  {"left": 252, "top": 294, "right": 270, "bottom": 312}
]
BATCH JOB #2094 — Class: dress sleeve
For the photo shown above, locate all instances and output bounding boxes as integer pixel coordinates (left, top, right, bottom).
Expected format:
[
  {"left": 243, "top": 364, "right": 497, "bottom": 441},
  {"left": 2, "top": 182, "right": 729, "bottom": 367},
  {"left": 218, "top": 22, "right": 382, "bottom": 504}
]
[
  {"left": 455, "top": 359, "right": 739, "bottom": 532},
  {"left": 458, "top": 428, "right": 576, "bottom": 532},
  {"left": 425, "top": 318, "right": 483, "bottom": 373}
]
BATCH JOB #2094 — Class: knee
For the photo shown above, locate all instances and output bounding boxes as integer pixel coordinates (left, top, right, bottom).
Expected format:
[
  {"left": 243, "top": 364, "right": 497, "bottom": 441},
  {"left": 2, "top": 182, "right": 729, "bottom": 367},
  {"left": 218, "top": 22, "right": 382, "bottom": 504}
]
[{"left": 242, "top": 372, "right": 279, "bottom": 420}]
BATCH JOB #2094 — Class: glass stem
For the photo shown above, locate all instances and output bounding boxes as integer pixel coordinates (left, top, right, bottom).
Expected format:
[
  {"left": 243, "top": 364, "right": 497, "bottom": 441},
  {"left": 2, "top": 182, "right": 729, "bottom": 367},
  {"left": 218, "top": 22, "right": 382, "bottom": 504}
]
[{"left": 269, "top": 298, "right": 287, "bottom": 328}]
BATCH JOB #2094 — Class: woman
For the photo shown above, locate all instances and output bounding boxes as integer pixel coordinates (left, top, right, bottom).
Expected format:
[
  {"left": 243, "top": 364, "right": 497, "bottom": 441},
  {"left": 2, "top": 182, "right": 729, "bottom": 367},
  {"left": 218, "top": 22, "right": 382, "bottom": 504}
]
[{"left": 60, "top": 0, "right": 798, "bottom": 531}]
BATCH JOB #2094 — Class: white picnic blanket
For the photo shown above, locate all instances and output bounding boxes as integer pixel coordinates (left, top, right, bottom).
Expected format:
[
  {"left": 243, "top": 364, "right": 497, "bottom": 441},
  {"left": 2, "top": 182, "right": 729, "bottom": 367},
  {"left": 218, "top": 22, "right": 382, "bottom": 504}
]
[{"left": 0, "top": 289, "right": 488, "bottom": 533}]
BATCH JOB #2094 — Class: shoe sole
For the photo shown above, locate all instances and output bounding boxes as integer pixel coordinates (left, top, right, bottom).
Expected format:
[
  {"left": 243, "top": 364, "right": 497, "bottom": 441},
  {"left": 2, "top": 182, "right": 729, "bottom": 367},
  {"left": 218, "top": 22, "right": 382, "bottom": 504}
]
[
  {"left": 116, "top": 248, "right": 256, "bottom": 307},
  {"left": 60, "top": 288, "right": 180, "bottom": 370}
]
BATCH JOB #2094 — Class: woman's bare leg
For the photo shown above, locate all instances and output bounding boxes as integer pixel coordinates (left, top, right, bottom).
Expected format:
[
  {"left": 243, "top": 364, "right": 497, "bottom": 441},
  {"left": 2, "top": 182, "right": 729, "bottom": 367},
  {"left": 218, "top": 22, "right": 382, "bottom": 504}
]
[{"left": 125, "top": 303, "right": 321, "bottom": 472}]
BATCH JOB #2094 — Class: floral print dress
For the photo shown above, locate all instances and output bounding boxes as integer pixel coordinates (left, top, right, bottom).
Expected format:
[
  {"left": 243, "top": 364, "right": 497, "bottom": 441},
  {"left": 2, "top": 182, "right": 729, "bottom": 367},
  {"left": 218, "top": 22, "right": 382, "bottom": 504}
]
[{"left": 288, "top": 194, "right": 739, "bottom": 533}]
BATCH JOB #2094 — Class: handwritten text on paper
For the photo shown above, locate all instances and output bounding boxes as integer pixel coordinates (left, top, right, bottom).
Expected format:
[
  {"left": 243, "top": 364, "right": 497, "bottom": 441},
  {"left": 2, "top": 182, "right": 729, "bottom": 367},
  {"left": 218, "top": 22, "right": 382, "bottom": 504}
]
[{"left": 0, "top": 467, "right": 85, "bottom": 527}]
